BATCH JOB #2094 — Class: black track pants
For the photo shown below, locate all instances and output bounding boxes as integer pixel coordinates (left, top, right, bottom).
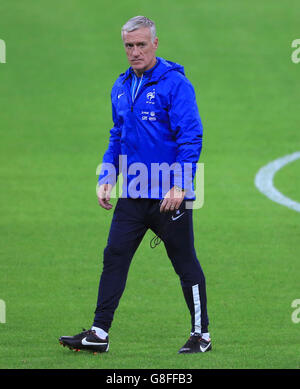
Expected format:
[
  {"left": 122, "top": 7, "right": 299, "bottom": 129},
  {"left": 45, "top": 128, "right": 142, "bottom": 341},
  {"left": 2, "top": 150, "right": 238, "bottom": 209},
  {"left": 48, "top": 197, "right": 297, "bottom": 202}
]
[{"left": 93, "top": 198, "right": 209, "bottom": 334}]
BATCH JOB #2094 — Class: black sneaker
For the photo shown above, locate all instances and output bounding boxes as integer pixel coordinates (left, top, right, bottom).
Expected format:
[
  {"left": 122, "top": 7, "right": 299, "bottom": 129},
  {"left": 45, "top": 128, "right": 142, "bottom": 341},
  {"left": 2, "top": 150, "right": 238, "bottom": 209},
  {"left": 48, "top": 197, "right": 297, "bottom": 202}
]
[
  {"left": 178, "top": 333, "right": 212, "bottom": 354},
  {"left": 59, "top": 328, "right": 109, "bottom": 354}
]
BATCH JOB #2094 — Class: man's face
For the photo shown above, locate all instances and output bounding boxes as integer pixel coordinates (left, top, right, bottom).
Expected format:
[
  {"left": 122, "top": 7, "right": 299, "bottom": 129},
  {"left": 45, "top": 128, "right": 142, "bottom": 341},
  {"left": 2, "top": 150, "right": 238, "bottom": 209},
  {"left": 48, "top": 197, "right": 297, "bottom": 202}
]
[{"left": 122, "top": 27, "right": 158, "bottom": 75}]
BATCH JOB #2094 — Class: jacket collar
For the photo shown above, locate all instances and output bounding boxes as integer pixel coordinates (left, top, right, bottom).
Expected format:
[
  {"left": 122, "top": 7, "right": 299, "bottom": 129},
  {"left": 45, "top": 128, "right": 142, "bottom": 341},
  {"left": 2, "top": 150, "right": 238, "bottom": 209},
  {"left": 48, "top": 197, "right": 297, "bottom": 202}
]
[{"left": 121, "top": 57, "right": 185, "bottom": 85}]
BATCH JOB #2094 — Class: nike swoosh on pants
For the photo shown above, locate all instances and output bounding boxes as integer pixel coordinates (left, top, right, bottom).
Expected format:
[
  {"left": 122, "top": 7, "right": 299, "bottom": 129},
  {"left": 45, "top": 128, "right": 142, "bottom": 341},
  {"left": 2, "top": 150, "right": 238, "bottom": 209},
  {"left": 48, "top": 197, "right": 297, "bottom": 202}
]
[{"left": 171, "top": 212, "right": 185, "bottom": 221}]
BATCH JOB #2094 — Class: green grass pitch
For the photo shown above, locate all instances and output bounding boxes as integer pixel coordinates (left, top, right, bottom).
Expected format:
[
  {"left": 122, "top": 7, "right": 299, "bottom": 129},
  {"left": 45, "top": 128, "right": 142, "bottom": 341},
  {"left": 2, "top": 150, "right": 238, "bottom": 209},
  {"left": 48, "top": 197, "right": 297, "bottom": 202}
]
[{"left": 0, "top": 0, "right": 300, "bottom": 369}]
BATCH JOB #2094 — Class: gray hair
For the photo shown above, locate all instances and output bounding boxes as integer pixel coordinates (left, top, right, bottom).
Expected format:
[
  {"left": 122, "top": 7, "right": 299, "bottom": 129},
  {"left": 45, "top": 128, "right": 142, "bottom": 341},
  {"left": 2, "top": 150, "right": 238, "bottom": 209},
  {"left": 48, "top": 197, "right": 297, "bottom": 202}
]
[{"left": 121, "top": 16, "right": 156, "bottom": 42}]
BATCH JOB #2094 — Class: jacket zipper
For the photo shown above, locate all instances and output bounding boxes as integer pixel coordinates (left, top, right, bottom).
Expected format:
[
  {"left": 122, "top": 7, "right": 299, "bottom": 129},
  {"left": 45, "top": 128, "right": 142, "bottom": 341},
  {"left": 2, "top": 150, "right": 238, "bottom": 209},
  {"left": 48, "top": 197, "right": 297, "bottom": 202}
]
[{"left": 130, "top": 81, "right": 157, "bottom": 112}]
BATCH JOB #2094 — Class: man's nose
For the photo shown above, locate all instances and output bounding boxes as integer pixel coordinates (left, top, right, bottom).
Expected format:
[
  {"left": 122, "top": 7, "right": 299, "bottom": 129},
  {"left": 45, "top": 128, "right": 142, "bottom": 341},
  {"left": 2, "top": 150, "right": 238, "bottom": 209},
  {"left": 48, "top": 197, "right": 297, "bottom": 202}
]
[{"left": 132, "top": 45, "right": 141, "bottom": 56}]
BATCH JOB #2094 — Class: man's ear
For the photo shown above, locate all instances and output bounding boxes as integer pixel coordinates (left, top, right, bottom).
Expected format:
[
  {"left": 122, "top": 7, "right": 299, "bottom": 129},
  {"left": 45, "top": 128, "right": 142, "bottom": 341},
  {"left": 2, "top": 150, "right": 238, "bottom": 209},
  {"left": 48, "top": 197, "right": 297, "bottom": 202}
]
[{"left": 153, "top": 37, "right": 159, "bottom": 50}]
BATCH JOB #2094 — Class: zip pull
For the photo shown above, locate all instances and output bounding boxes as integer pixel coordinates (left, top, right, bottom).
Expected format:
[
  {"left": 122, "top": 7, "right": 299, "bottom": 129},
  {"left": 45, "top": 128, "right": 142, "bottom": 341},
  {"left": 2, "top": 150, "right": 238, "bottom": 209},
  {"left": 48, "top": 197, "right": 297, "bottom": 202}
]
[{"left": 132, "top": 73, "right": 144, "bottom": 103}]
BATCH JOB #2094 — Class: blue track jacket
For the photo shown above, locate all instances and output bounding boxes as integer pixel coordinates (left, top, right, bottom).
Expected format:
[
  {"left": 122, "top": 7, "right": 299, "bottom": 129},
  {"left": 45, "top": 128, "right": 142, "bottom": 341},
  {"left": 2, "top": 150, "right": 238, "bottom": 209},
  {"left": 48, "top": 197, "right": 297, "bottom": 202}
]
[{"left": 98, "top": 57, "right": 203, "bottom": 200}]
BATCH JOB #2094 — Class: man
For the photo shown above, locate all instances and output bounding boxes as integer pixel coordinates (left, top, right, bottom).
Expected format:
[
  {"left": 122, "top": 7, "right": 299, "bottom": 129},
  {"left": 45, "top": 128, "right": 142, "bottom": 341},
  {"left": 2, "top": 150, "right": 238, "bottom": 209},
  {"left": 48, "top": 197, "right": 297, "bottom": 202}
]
[{"left": 59, "top": 16, "right": 211, "bottom": 354}]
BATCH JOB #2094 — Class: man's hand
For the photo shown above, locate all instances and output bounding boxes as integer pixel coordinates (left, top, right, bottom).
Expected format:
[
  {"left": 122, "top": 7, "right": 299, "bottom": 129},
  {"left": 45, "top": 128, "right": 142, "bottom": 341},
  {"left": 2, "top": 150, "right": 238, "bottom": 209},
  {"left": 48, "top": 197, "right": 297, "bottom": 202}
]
[
  {"left": 97, "top": 184, "right": 113, "bottom": 210},
  {"left": 160, "top": 186, "right": 185, "bottom": 213}
]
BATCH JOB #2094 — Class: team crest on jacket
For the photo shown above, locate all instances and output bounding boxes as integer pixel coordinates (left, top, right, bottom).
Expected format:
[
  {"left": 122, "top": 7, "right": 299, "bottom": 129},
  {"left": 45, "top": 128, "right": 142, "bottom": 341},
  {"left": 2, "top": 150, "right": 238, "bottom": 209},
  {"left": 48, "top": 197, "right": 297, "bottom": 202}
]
[{"left": 146, "top": 89, "right": 155, "bottom": 104}]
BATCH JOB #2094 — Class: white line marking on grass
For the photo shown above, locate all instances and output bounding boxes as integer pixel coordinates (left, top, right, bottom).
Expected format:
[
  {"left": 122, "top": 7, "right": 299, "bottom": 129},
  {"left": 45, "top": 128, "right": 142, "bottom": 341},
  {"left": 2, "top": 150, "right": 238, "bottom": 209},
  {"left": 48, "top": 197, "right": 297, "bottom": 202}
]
[
  {"left": 0, "top": 300, "right": 6, "bottom": 323},
  {"left": 255, "top": 151, "right": 300, "bottom": 213}
]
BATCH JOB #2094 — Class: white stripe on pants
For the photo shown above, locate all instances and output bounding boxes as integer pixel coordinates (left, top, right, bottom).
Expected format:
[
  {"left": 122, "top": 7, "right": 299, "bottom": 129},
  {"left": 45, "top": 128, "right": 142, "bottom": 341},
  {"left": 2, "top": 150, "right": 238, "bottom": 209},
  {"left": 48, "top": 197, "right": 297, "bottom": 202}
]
[{"left": 192, "top": 284, "right": 202, "bottom": 334}]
